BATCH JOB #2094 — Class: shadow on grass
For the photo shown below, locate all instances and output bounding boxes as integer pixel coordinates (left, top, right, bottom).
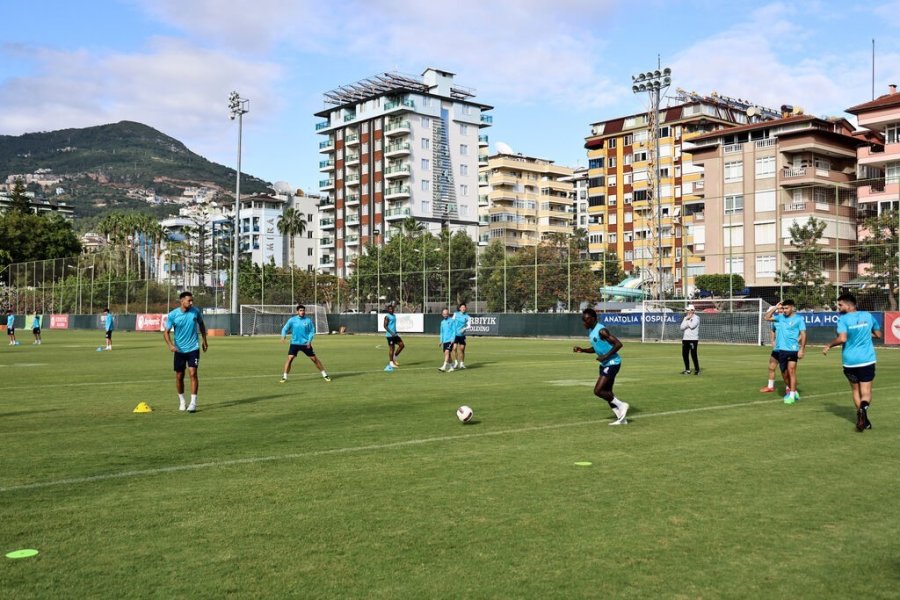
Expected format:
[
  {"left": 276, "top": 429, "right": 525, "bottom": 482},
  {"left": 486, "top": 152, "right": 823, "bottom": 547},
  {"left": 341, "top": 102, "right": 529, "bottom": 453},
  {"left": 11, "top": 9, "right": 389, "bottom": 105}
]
[
  {"left": 204, "top": 394, "right": 286, "bottom": 410},
  {"left": 823, "top": 402, "right": 856, "bottom": 424},
  {"left": 0, "top": 408, "right": 62, "bottom": 418},
  {"left": 461, "top": 419, "right": 482, "bottom": 426}
]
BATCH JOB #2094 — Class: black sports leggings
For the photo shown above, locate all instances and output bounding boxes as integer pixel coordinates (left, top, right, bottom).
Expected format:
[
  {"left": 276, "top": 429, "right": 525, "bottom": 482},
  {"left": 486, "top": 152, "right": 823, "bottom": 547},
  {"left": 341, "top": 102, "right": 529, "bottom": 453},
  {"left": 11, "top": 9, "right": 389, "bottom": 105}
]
[{"left": 682, "top": 340, "right": 699, "bottom": 371}]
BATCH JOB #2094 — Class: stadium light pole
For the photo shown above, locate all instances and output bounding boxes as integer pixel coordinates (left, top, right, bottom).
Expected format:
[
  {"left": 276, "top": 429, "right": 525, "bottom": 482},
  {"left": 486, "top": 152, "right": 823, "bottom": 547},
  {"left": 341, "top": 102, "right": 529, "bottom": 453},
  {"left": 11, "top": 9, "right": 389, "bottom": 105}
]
[
  {"left": 632, "top": 65, "right": 672, "bottom": 301},
  {"left": 228, "top": 91, "right": 249, "bottom": 315}
]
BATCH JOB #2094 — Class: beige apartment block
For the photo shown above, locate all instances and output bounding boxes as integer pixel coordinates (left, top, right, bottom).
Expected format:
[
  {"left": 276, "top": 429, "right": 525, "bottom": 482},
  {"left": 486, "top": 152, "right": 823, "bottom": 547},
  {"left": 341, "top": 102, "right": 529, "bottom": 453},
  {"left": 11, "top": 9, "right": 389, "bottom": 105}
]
[
  {"left": 688, "top": 115, "right": 865, "bottom": 293},
  {"left": 477, "top": 154, "right": 574, "bottom": 249}
]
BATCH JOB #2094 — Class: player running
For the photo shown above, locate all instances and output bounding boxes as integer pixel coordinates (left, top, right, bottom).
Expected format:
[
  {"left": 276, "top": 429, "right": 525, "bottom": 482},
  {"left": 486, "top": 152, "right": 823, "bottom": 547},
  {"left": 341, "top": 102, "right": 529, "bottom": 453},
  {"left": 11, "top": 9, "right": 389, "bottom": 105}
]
[
  {"left": 6, "top": 309, "right": 18, "bottom": 346},
  {"left": 760, "top": 305, "right": 782, "bottom": 393},
  {"left": 383, "top": 304, "right": 404, "bottom": 371},
  {"left": 280, "top": 304, "right": 331, "bottom": 383},
  {"left": 763, "top": 299, "right": 806, "bottom": 404},
  {"left": 452, "top": 303, "right": 470, "bottom": 369},
  {"left": 102, "top": 308, "right": 114, "bottom": 351},
  {"left": 573, "top": 308, "right": 630, "bottom": 426},
  {"left": 823, "top": 293, "right": 881, "bottom": 432},
  {"left": 438, "top": 308, "right": 456, "bottom": 372},
  {"left": 163, "top": 292, "right": 208, "bottom": 413},
  {"left": 31, "top": 312, "right": 42, "bottom": 345}
]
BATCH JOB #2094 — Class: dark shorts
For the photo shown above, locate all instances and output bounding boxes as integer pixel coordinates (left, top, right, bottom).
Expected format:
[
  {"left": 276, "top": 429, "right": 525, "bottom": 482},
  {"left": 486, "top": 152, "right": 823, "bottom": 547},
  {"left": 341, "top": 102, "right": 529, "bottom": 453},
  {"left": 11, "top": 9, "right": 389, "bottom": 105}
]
[
  {"left": 454, "top": 335, "right": 467, "bottom": 345},
  {"left": 770, "top": 350, "right": 778, "bottom": 360},
  {"left": 32, "top": 328, "right": 40, "bottom": 335},
  {"left": 774, "top": 350, "right": 799, "bottom": 373},
  {"left": 598, "top": 363, "right": 621, "bottom": 388},
  {"left": 289, "top": 344, "right": 316, "bottom": 357},
  {"left": 386, "top": 335, "right": 402, "bottom": 346},
  {"left": 442, "top": 341, "right": 454, "bottom": 351},
  {"left": 843, "top": 364, "right": 876, "bottom": 384},
  {"left": 105, "top": 331, "right": 113, "bottom": 340},
  {"left": 7, "top": 328, "right": 14, "bottom": 336},
  {"left": 174, "top": 349, "right": 201, "bottom": 373}
]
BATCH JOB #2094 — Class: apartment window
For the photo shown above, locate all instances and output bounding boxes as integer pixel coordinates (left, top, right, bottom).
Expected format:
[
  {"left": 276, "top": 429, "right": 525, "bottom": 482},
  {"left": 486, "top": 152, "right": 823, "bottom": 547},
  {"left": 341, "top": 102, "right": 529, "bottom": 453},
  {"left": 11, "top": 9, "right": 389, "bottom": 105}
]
[
  {"left": 589, "top": 233, "right": 604, "bottom": 245},
  {"left": 886, "top": 162, "right": 900, "bottom": 184},
  {"left": 624, "top": 134, "right": 634, "bottom": 145},
  {"left": 755, "top": 189, "right": 776, "bottom": 212},
  {"left": 624, "top": 232, "right": 633, "bottom": 242},
  {"left": 460, "top": 164, "right": 468, "bottom": 176},
  {"left": 459, "top": 123, "right": 468, "bottom": 135},
  {"left": 460, "top": 184, "right": 469, "bottom": 196},
  {"left": 608, "top": 138, "right": 617, "bottom": 149},
  {"left": 608, "top": 157, "right": 617, "bottom": 168},
  {"left": 755, "top": 156, "right": 776, "bottom": 177},
  {"left": 588, "top": 157, "right": 604, "bottom": 169},
  {"left": 658, "top": 126, "right": 670, "bottom": 138},
  {"left": 421, "top": 138, "right": 430, "bottom": 150},
  {"left": 884, "top": 123, "right": 900, "bottom": 144},
  {"left": 633, "top": 151, "right": 647, "bottom": 162},
  {"left": 624, "top": 212, "right": 633, "bottom": 223},
  {"left": 608, "top": 175, "right": 617, "bottom": 188},
  {"left": 724, "top": 161, "right": 743, "bottom": 182},
  {"left": 724, "top": 225, "right": 744, "bottom": 247},
  {"left": 623, "top": 173, "right": 632, "bottom": 185},
  {"left": 421, "top": 158, "right": 430, "bottom": 170},
  {"left": 308, "top": 231, "right": 313, "bottom": 239},
  {"left": 609, "top": 233, "right": 617, "bottom": 243},
  {"left": 659, "top": 167, "right": 670, "bottom": 178},
  {"left": 755, "top": 222, "right": 776, "bottom": 245},
  {"left": 588, "top": 177, "right": 605, "bottom": 187},
  {"left": 725, "top": 194, "right": 744, "bottom": 215},
  {"left": 624, "top": 153, "right": 632, "bottom": 165},
  {"left": 460, "top": 205, "right": 468, "bottom": 217},
  {"left": 588, "top": 195, "right": 605, "bottom": 207},
  {"left": 634, "top": 189, "right": 649, "bottom": 202},
  {"left": 756, "top": 255, "right": 776, "bottom": 278},
  {"left": 726, "top": 256, "right": 745, "bottom": 275},
  {"left": 460, "top": 144, "right": 468, "bottom": 156},
  {"left": 422, "top": 201, "right": 430, "bottom": 212},
  {"left": 609, "top": 213, "right": 617, "bottom": 225},
  {"left": 362, "top": 123, "right": 369, "bottom": 133},
  {"left": 308, "top": 248, "right": 313, "bottom": 257},
  {"left": 421, "top": 180, "right": 430, "bottom": 192},
  {"left": 421, "top": 116, "right": 430, "bottom": 127}
]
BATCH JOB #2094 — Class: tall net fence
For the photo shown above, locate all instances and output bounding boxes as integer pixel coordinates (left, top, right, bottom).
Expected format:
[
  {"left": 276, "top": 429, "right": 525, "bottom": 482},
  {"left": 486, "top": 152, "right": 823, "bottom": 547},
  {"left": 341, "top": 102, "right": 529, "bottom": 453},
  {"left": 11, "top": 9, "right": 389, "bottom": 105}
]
[
  {"left": 640, "top": 298, "right": 771, "bottom": 344},
  {"left": 240, "top": 304, "right": 328, "bottom": 336}
]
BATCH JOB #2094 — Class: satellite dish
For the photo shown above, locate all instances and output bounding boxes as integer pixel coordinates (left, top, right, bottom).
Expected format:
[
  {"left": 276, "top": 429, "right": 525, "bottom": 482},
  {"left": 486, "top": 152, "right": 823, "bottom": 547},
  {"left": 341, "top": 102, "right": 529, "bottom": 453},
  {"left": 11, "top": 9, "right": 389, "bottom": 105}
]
[
  {"left": 273, "top": 181, "right": 293, "bottom": 194},
  {"left": 495, "top": 141, "right": 514, "bottom": 155},
  {"left": 746, "top": 107, "right": 759, "bottom": 117}
]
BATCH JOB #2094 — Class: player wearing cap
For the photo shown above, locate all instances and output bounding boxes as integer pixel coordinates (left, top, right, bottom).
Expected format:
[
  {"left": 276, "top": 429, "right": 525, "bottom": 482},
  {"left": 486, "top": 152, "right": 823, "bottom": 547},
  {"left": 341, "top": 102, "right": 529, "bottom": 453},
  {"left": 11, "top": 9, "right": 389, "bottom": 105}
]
[{"left": 679, "top": 305, "right": 700, "bottom": 375}]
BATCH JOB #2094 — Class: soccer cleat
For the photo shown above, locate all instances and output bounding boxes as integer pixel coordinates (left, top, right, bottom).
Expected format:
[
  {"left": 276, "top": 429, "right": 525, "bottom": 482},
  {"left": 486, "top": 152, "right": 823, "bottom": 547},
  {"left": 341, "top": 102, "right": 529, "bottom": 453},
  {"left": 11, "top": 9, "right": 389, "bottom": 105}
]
[
  {"left": 856, "top": 409, "right": 866, "bottom": 432},
  {"left": 694, "top": 370, "right": 701, "bottom": 376},
  {"left": 186, "top": 404, "right": 196, "bottom": 413},
  {"left": 783, "top": 393, "right": 795, "bottom": 405},
  {"left": 384, "top": 365, "right": 394, "bottom": 372},
  {"left": 322, "top": 375, "right": 331, "bottom": 382},
  {"left": 447, "top": 366, "right": 455, "bottom": 372},
  {"left": 390, "top": 361, "right": 399, "bottom": 368},
  {"left": 617, "top": 402, "right": 630, "bottom": 421},
  {"left": 611, "top": 407, "right": 622, "bottom": 420},
  {"left": 759, "top": 386, "right": 776, "bottom": 393},
  {"left": 458, "top": 363, "right": 466, "bottom": 369},
  {"left": 609, "top": 417, "right": 628, "bottom": 426},
  {"left": 681, "top": 370, "right": 691, "bottom": 375},
  {"left": 178, "top": 403, "right": 186, "bottom": 412},
  {"left": 792, "top": 391, "right": 800, "bottom": 402},
  {"left": 438, "top": 365, "right": 448, "bottom": 372},
  {"left": 279, "top": 378, "right": 287, "bottom": 383}
]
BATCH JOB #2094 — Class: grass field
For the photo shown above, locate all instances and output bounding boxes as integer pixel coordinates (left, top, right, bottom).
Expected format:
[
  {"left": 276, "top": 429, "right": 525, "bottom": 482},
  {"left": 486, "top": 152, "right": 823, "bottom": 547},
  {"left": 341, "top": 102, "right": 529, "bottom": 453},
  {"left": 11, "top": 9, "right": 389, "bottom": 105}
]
[{"left": 1, "top": 330, "right": 899, "bottom": 599}]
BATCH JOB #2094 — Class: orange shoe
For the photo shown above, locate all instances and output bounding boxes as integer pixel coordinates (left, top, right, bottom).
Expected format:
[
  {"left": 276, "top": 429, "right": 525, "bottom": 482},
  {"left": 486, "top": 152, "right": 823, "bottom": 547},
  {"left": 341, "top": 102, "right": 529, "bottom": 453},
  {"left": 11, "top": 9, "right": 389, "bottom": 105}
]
[{"left": 759, "top": 386, "right": 775, "bottom": 393}]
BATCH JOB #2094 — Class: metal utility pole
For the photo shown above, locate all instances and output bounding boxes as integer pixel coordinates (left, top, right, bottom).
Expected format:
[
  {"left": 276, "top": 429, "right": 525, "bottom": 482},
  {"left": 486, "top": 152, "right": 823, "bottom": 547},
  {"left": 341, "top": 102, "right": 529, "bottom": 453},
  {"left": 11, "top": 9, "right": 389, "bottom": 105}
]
[{"left": 228, "top": 92, "right": 249, "bottom": 313}]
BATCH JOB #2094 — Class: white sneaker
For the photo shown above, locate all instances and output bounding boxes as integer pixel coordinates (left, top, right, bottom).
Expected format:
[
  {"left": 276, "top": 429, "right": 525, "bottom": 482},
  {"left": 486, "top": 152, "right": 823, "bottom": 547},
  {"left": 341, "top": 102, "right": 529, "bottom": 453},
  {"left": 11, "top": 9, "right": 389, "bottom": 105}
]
[
  {"left": 458, "top": 363, "right": 466, "bottom": 369},
  {"left": 178, "top": 403, "right": 186, "bottom": 412},
  {"left": 611, "top": 406, "right": 622, "bottom": 420},
  {"left": 609, "top": 417, "right": 628, "bottom": 426},
  {"left": 438, "top": 365, "right": 447, "bottom": 372},
  {"left": 186, "top": 404, "right": 196, "bottom": 413},
  {"left": 447, "top": 366, "right": 455, "bottom": 372},
  {"left": 618, "top": 402, "right": 630, "bottom": 420},
  {"left": 390, "top": 361, "right": 399, "bottom": 368}
]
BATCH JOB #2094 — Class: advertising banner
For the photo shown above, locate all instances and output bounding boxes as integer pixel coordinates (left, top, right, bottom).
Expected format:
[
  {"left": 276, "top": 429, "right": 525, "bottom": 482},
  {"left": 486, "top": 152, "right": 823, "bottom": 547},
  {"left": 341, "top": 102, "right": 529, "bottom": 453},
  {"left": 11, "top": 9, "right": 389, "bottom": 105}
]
[
  {"left": 884, "top": 312, "right": 900, "bottom": 346},
  {"left": 467, "top": 315, "right": 500, "bottom": 335},
  {"left": 50, "top": 314, "right": 69, "bottom": 329},
  {"left": 136, "top": 313, "right": 167, "bottom": 332},
  {"left": 376, "top": 313, "right": 424, "bottom": 333}
]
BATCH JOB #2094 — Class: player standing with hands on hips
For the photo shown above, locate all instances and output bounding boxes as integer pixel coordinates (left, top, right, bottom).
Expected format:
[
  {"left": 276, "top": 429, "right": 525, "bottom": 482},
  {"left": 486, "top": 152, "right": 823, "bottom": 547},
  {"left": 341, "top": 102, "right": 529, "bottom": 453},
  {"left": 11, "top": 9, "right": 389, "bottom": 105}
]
[
  {"left": 279, "top": 304, "right": 331, "bottom": 383},
  {"left": 573, "top": 308, "right": 630, "bottom": 426},
  {"left": 163, "top": 291, "right": 208, "bottom": 413},
  {"left": 383, "top": 304, "right": 404, "bottom": 371},
  {"left": 679, "top": 304, "right": 700, "bottom": 375},
  {"left": 823, "top": 293, "right": 881, "bottom": 432}
]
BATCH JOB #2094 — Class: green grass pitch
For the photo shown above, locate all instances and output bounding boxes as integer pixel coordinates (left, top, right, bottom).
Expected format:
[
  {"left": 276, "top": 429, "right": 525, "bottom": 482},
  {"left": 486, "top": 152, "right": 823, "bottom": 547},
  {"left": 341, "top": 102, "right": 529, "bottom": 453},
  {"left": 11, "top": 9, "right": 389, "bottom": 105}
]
[{"left": 2, "top": 331, "right": 898, "bottom": 598}]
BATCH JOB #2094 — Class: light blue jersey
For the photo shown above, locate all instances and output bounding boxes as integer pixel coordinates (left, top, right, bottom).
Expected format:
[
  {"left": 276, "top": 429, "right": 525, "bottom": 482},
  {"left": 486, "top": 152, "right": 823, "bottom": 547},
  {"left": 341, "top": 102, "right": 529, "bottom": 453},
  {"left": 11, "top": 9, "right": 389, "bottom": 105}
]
[
  {"left": 166, "top": 307, "right": 205, "bottom": 352},
  {"left": 105, "top": 314, "right": 114, "bottom": 332},
  {"left": 454, "top": 311, "right": 470, "bottom": 336},
  {"left": 32, "top": 315, "right": 40, "bottom": 329},
  {"left": 773, "top": 313, "right": 805, "bottom": 352},
  {"left": 7, "top": 314, "right": 15, "bottom": 328},
  {"left": 836, "top": 311, "right": 879, "bottom": 368},
  {"left": 384, "top": 313, "right": 397, "bottom": 337},
  {"left": 588, "top": 322, "right": 621, "bottom": 367},
  {"left": 440, "top": 317, "right": 456, "bottom": 344},
  {"left": 282, "top": 315, "right": 315, "bottom": 345}
]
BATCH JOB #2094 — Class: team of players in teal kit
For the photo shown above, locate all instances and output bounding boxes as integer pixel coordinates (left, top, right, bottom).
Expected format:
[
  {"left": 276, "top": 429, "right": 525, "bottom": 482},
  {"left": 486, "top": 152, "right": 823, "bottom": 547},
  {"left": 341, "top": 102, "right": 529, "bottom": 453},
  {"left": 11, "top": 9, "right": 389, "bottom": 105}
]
[{"left": 4, "top": 291, "right": 882, "bottom": 432}]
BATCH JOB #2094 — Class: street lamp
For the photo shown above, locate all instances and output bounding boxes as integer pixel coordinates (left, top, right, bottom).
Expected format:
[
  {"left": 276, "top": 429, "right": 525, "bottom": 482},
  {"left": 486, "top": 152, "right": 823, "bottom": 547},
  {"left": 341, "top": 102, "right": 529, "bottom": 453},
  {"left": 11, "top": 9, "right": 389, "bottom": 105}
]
[
  {"left": 632, "top": 65, "right": 672, "bottom": 301},
  {"left": 228, "top": 91, "right": 249, "bottom": 313}
]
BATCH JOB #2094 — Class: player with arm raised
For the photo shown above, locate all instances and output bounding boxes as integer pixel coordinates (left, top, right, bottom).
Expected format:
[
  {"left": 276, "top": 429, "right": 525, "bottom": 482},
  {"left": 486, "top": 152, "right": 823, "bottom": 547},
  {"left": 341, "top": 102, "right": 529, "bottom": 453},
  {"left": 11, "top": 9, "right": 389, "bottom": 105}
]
[
  {"left": 573, "top": 308, "right": 630, "bottom": 426},
  {"left": 760, "top": 305, "right": 782, "bottom": 393},
  {"left": 383, "top": 304, "right": 404, "bottom": 371},
  {"left": 763, "top": 299, "right": 806, "bottom": 404},
  {"left": 163, "top": 291, "right": 208, "bottom": 413},
  {"left": 280, "top": 304, "right": 331, "bottom": 383},
  {"left": 452, "top": 303, "right": 470, "bottom": 369},
  {"left": 823, "top": 293, "right": 881, "bottom": 432}
]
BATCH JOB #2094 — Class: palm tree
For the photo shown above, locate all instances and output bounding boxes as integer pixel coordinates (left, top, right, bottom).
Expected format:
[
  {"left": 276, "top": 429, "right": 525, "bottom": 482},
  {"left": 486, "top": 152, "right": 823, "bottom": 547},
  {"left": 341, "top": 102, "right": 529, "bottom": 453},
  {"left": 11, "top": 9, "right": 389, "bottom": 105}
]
[
  {"left": 400, "top": 216, "right": 425, "bottom": 236},
  {"left": 278, "top": 207, "right": 307, "bottom": 305}
]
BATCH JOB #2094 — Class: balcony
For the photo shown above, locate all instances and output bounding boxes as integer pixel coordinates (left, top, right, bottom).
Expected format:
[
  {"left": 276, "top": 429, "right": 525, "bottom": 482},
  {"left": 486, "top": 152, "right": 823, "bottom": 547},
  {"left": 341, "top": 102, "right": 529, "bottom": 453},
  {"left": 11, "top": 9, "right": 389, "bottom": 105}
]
[
  {"left": 345, "top": 234, "right": 360, "bottom": 245},
  {"left": 320, "top": 237, "right": 335, "bottom": 248},
  {"left": 384, "top": 120, "right": 411, "bottom": 136},
  {"left": 478, "top": 174, "right": 489, "bottom": 185},
  {"left": 385, "top": 185, "right": 411, "bottom": 199},
  {"left": 478, "top": 154, "right": 488, "bottom": 166},
  {"left": 480, "top": 114, "right": 493, "bottom": 126},
  {"left": 345, "top": 133, "right": 359, "bottom": 146},
  {"left": 345, "top": 153, "right": 360, "bottom": 166},
  {"left": 320, "top": 218, "right": 335, "bottom": 229},
  {"left": 344, "top": 113, "right": 356, "bottom": 122},
  {"left": 345, "top": 194, "right": 360, "bottom": 206},
  {"left": 346, "top": 173, "right": 361, "bottom": 186},
  {"left": 858, "top": 143, "right": 900, "bottom": 168},
  {"left": 319, "top": 159, "right": 334, "bottom": 171},
  {"left": 479, "top": 194, "right": 489, "bottom": 207},
  {"left": 315, "top": 120, "right": 330, "bottom": 131},
  {"left": 319, "top": 255, "right": 334, "bottom": 265},
  {"left": 318, "top": 197, "right": 335, "bottom": 210},
  {"left": 384, "top": 142, "right": 411, "bottom": 157},
  {"left": 385, "top": 207, "right": 412, "bottom": 220},
  {"left": 319, "top": 178, "right": 335, "bottom": 190},
  {"left": 780, "top": 167, "right": 852, "bottom": 187},
  {"left": 755, "top": 138, "right": 776, "bottom": 149},
  {"left": 385, "top": 163, "right": 411, "bottom": 179},
  {"left": 319, "top": 139, "right": 335, "bottom": 152},
  {"left": 384, "top": 99, "right": 415, "bottom": 111},
  {"left": 346, "top": 214, "right": 360, "bottom": 226},
  {"left": 724, "top": 143, "right": 743, "bottom": 153},
  {"left": 479, "top": 134, "right": 489, "bottom": 146}
]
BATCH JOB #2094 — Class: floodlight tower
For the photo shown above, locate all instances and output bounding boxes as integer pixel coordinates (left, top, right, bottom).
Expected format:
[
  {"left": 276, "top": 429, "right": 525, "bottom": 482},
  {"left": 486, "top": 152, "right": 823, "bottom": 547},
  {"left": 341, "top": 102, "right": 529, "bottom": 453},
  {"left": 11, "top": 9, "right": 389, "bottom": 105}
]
[
  {"left": 228, "top": 91, "right": 249, "bottom": 313},
  {"left": 632, "top": 66, "right": 671, "bottom": 300}
]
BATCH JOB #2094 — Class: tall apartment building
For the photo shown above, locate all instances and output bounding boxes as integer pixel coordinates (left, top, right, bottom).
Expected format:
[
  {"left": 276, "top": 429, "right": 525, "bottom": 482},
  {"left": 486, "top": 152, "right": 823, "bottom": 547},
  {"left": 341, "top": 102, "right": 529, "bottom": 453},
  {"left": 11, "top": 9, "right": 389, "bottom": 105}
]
[
  {"left": 846, "top": 85, "right": 900, "bottom": 218},
  {"left": 688, "top": 115, "right": 864, "bottom": 294},
  {"left": 583, "top": 95, "right": 753, "bottom": 294},
  {"left": 477, "top": 153, "right": 574, "bottom": 249},
  {"left": 562, "top": 166, "right": 590, "bottom": 231},
  {"left": 315, "top": 68, "right": 492, "bottom": 277}
]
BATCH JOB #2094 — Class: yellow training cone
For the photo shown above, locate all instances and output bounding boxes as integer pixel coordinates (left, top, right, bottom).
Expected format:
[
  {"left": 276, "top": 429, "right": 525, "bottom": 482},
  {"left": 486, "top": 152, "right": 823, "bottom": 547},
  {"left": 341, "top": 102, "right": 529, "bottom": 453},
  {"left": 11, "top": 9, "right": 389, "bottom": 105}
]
[{"left": 133, "top": 402, "right": 153, "bottom": 414}]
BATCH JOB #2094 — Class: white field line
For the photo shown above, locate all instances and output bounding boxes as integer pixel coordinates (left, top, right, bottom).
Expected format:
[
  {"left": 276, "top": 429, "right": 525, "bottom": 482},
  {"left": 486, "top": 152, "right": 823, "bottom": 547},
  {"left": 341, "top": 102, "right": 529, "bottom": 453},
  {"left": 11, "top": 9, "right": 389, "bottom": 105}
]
[{"left": 0, "top": 387, "right": 884, "bottom": 495}]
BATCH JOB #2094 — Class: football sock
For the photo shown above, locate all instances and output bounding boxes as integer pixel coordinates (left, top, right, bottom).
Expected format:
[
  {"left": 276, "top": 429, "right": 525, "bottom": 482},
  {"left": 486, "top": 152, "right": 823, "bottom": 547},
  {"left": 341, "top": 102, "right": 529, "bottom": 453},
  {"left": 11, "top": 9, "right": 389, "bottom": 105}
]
[
  {"left": 282, "top": 373, "right": 288, "bottom": 379},
  {"left": 190, "top": 395, "right": 197, "bottom": 404},
  {"left": 178, "top": 393, "right": 186, "bottom": 404},
  {"left": 767, "top": 379, "right": 775, "bottom": 388},
  {"left": 861, "top": 401, "right": 870, "bottom": 411},
  {"left": 610, "top": 398, "right": 625, "bottom": 410},
  {"left": 321, "top": 370, "right": 328, "bottom": 377}
]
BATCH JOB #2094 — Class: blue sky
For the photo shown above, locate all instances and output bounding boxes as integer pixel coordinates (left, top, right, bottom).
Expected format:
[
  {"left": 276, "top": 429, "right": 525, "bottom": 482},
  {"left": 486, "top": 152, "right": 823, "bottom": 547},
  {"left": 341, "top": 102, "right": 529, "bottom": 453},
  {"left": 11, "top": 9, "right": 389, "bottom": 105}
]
[{"left": 1, "top": 0, "right": 899, "bottom": 193}]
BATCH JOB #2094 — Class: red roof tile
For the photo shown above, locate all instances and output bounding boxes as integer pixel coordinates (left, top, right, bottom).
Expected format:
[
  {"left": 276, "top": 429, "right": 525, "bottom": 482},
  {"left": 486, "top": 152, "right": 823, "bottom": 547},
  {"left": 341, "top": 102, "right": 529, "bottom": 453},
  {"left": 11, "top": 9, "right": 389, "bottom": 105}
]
[{"left": 846, "top": 93, "right": 900, "bottom": 114}]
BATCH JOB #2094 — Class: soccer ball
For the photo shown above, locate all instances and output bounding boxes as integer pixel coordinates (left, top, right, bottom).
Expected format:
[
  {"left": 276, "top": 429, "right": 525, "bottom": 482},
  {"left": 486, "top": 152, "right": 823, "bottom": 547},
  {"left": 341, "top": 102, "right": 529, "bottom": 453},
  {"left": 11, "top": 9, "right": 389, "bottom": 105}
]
[{"left": 456, "top": 405, "right": 474, "bottom": 423}]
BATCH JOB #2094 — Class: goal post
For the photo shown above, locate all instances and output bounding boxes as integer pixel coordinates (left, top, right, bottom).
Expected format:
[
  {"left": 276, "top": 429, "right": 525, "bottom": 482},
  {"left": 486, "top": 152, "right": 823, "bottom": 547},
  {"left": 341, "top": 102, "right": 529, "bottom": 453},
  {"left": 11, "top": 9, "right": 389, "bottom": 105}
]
[
  {"left": 639, "top": 298, "right": 771, "bottom": 345},
  {"left": 240, "top": 304, "right": 329, "bottom": 336}
]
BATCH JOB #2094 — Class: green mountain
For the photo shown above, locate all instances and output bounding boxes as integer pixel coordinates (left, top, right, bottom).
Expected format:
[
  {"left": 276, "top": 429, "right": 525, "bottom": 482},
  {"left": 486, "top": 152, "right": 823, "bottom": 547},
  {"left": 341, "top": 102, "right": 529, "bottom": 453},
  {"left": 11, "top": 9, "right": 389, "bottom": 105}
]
[{"left": 0, "top": 121, "right": 271, "bottom": 226}]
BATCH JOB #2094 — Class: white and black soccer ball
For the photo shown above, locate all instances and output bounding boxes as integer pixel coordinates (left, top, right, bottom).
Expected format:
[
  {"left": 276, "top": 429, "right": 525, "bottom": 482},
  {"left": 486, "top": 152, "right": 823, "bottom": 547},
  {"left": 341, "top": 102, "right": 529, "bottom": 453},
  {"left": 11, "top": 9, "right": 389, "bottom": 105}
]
[{"left": 456, "top": 405, "right": 474, "bottom": 423}]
